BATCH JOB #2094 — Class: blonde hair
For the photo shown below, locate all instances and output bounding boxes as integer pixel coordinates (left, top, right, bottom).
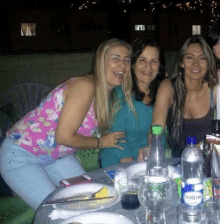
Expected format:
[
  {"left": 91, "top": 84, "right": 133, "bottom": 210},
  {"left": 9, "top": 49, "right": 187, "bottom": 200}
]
[{"left": 94, "top": 38, "right": 135, "bottom": 135}]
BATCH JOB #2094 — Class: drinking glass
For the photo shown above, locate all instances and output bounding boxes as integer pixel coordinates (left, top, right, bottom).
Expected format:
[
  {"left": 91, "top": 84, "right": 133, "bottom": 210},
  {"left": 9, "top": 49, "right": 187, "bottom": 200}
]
[
  {"left": 138, "top": 175, "right": 171, "bottom": 224},
  {"left": 136, "top": 210, "right": 162, "bottom": 224},
  {"left": 177, "top": 203, "right": 207, "bottom": 224},
  {"left": 118, "top": 177, "right": 140, "bottom": 210},
  {"left": 114, "top": 168, "right": 127, "bottom": 194}
]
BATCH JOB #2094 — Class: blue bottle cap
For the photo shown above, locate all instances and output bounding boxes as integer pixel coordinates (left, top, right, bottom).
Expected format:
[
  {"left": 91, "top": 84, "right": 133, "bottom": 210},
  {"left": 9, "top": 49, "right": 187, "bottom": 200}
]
[{"left": 186, "top": 136, "right": 197, "bottom": 145}]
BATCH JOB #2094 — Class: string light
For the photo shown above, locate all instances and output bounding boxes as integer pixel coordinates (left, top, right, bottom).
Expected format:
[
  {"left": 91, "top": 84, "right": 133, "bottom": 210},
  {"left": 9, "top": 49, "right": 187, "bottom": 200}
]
[{"left": 74, "top": 0, "right": 220, "bottom": 19}]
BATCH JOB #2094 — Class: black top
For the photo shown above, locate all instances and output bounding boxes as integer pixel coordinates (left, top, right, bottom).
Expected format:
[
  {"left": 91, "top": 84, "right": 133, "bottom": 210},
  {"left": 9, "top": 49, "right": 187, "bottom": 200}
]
[{"left": 167, "top": 90, "right": 214, "bottom": 158}]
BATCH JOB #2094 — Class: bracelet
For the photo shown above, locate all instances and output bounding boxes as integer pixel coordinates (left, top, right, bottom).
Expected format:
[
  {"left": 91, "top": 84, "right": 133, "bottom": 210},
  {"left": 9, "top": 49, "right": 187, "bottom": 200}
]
[{"left": 96, "top": 137, "right": 101, "bottom": 149}]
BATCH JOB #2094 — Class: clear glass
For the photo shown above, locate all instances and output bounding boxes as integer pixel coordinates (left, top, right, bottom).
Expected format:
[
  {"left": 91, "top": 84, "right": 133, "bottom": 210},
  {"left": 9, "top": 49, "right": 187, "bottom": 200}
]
[
  {"left": 136, "top": 210, "right": 162, "bottom": 224},
  {"left": 118, "top": 177, "right": 140, "bottom": 210},
  {"left": 114, "top": 168, "right": 127, "bottom": 194},
  {"left": 138, "top": 175, "right": 171, "bottom": 224},
  {"left": 177, "top": 203, "right": 207, "bottom": 224}
]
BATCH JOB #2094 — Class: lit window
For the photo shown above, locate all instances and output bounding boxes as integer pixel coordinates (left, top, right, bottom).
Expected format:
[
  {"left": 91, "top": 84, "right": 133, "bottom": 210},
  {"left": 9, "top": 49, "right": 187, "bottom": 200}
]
[
  {"left": 21, "top": 23, "right": 36, "bottom": 36},
  {"left": 192, "top": 25, "right": 201, "bottom": 35},
  {"left": 146, "top": 25, "right": 156, "bottom": 30},
  {"left": 152, "top": 25, "right": 156, "bottom": 30},
  {"left": 135, "top": 25, "right": 145, "bottom": 31}
]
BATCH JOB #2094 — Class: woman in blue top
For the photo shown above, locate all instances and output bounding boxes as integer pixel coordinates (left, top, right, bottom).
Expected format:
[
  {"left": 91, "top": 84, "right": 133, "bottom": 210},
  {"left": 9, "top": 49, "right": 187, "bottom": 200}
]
[{"left": 101, "top": 36, "right": 166, "bottom": 167}]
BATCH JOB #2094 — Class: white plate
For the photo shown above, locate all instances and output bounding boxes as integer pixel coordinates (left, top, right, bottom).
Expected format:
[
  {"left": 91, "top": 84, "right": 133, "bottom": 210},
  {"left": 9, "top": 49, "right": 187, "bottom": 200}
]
[
  {"left": 60, "top": 212, "right": 134, "bottom": 224},
  {"left": 52, "top": 183, "right": 120, "bottom": 212},
  {"left": 125, "top": 162, "right": 181, "bottom": 179}
]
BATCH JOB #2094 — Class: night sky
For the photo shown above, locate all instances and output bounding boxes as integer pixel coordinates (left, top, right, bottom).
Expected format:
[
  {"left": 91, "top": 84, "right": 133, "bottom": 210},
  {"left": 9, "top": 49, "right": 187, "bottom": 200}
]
[{"left": 37, "top": 0, "right": 82, "bottom": 9}]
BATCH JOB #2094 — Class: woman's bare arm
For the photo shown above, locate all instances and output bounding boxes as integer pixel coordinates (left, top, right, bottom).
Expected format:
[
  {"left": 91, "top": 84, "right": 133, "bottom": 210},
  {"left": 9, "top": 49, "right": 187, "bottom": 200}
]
[
  {"left": 56, "top": 78, "right": 126, "bottom": 150},
  {"left": 138, "top": 79, "right": 173, "bottom": 162},
  {"left": 152, "top": 79, "right": 173, "bottom": 130}
]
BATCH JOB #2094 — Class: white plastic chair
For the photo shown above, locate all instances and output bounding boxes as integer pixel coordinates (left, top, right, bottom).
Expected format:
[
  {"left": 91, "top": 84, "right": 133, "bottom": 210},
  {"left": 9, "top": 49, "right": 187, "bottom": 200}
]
[{"left": 6, "top": 83, "right": 52, "bottom": 116}]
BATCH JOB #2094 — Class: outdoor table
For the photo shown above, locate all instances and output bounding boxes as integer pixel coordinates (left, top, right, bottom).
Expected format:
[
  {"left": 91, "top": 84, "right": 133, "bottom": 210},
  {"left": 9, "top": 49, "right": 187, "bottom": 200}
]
[{"left": 33, "top": 158, "right": 180, "bottom": 224}]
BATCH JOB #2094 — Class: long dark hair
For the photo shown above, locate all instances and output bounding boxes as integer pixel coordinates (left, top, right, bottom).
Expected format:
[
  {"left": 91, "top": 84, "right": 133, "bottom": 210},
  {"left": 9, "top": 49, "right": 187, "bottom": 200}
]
[
  {"left": 131, "top": 36, "right": 166, "bottom": 106},
  {"left": 207, "top": 20, "right": 220, "bottom": 69},
  {"left": 167, "top": 35, "right": 218, "bottom": 149}
]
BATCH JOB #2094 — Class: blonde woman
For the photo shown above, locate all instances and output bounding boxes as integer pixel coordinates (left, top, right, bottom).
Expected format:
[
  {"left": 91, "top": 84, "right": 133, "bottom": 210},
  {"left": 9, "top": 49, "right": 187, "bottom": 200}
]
[{"left": 0, "top": 38, "right": 134, "bottom": 210}]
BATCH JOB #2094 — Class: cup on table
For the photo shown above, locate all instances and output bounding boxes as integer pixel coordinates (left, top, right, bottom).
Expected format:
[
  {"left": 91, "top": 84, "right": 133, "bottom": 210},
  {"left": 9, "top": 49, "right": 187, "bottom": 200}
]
[
  {"left": 138, "top": 175, "right": 171, "bottom": 224},
  {"left": 205, "top": 201, "right": 220, "bottom": 224},
  {"left": 114, "top": 168, "right": 127, "bottom": 194},
  {"left": 136, "top": 210, "right": 163, "bottom": 224},
  {"left": 177, "top": 203, "right": 206, "bottom": 224},
  {"left": 118, "top": 177, "right": 140, "bottom": 210}
]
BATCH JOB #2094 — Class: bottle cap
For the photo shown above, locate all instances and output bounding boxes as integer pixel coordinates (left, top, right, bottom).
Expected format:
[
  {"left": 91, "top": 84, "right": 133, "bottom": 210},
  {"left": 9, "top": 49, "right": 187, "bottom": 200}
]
[
  {"left": 186, "top": 136, "right": 197, "bottom": 145},
  {"left": 152, "top": 125, "right": 162, "bottom": 135}
]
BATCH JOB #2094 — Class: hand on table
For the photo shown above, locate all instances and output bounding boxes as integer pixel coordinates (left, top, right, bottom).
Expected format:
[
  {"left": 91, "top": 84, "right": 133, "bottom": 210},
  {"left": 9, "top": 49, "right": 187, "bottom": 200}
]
[{"left": 99, "top": 131, "right": 126, "bottom": 150}]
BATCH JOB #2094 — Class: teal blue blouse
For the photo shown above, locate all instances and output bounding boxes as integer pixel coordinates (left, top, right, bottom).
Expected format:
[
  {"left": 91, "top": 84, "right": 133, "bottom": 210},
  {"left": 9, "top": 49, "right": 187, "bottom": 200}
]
[{"left": 101, "top": 87, "right": 153, "bottom": 168}]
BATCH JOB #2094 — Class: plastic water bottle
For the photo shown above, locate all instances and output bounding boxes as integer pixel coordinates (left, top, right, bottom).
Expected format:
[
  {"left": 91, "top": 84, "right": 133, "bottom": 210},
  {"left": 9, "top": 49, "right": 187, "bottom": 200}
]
[
  {"left": 147, "top": 125, "right": 168, "bottom": 176},
  {"left": 181, "top": 136, "right": 203, "bottom": 207}
]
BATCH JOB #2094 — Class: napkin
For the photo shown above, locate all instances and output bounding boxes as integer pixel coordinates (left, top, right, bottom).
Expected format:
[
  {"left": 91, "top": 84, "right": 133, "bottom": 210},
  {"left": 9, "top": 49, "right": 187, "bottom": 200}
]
[{"left": 49, "top": 206, "right": 86, "bottom": 220}]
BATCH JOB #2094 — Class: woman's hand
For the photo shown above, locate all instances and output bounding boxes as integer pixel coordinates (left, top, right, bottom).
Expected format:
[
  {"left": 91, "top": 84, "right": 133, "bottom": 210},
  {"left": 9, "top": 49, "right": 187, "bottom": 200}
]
[
  {"left": 137, "top": 146, "right": 151, "bottom": 162},
  {"left": 120, "top": 157, "right": 134, "bottom": 163},
  {"left": 206, "top": 135, "right": 220, "bottom": 145},
  {"left": 99, "top": 131, "right": 126, "bottom": 150}
]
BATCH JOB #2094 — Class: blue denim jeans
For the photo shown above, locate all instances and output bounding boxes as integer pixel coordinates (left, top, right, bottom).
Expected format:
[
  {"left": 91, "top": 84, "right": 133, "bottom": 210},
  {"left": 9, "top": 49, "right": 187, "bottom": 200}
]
[{"left": 0, "top": 137, "right": 85, "bottom": 211}]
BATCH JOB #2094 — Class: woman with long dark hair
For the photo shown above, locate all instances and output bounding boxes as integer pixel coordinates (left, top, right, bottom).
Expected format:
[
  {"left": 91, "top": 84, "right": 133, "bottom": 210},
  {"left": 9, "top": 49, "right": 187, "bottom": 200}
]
[
  {"left": 101, "top": 36, "right": 166, "bottom": 167},
  {"left": 152, "top": 35, "right": 218, "bottom": 157},
  {"left": 207, "top": 20, "right": 220, "bottom": 73}
]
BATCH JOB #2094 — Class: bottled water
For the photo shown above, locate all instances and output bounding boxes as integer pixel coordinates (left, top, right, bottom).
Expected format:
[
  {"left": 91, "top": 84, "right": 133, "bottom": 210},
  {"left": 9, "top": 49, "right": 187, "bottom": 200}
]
[
  {"left": 181, "top": 136, "right": 203, "bottom": 207},
  {"left": 147, "top": 125, "right": 168, "bottom": 176}
]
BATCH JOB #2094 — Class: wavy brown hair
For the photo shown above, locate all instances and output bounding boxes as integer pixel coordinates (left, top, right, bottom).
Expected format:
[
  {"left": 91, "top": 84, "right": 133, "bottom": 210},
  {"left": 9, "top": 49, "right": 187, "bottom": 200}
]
[
  {"left": 131, "top": 36, "right": 166, "bottom": 106},
  {"left": 93, "top": 38, "right": 135, "bottom": 135},
  {"left": 207, "top": 20, "right": 220, "bottom": 69},
  {"left": 167, "top": 35, "right": 218, "bottom": 149}
]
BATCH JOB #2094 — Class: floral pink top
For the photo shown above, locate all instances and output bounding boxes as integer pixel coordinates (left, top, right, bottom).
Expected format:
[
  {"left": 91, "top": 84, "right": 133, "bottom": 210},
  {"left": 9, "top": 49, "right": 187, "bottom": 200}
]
[{"left": 6, "top": 78, "right": 98, "bottom": 160}]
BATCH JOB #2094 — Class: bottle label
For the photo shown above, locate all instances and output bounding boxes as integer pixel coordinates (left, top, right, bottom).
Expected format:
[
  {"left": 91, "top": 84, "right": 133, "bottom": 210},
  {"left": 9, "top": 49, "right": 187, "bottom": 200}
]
[
  {"left": 203, "top": 178, "right": 212, "bottom": 201},
  {"left": 182, "top": 182, "right": 203, "bottom": 206}
]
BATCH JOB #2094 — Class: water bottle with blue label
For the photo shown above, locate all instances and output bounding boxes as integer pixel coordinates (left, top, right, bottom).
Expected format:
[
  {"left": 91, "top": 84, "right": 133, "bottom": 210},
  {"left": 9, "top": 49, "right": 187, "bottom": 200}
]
[{"left": 181, "top": 136, "right": 203, "bottom": 207}]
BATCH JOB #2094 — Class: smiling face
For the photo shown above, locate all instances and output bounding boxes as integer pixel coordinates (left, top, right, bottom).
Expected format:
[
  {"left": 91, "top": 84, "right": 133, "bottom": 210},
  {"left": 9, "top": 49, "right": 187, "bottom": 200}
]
[
  {"left": 104, "top": 45, "right": 131, "bottom": 91},
  {"left": 133, "top": 46, "right": 160, "bottom": 87},
  {"left": 182, "top": 43, "right": 208, "bottom": 82},
  {"left": 213, "top": 38, "right": 220, "bottom": 59}
]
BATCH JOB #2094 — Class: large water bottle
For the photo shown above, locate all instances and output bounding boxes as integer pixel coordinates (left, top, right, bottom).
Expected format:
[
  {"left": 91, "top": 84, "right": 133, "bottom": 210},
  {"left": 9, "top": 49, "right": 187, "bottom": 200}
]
[
  {"left": 181, "top": 136, "right": 203, "bottom": 207},
  {"left": 147, "top": 125, "right": 168, "bottom": 176}
]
